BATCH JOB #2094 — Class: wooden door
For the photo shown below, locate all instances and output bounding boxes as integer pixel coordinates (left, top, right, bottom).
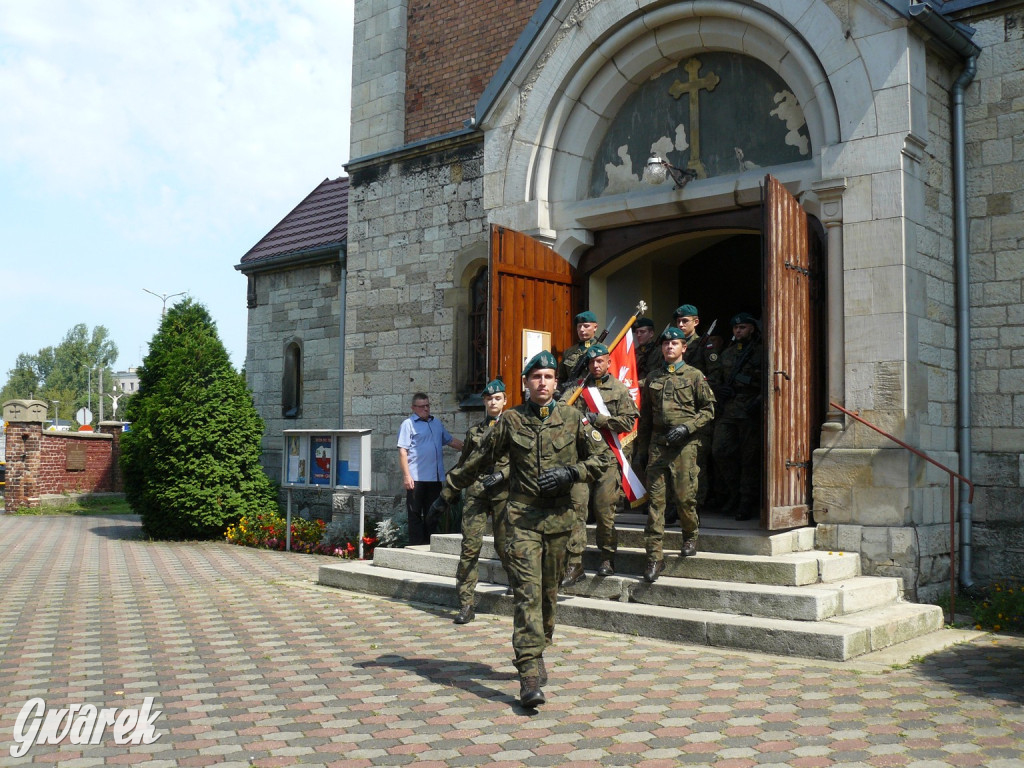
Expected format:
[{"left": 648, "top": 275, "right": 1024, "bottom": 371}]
[
  {"left": 763, "top": 175, "right": 816, "bottom": 529},
  {"left": 489, "top": 225, "right": 577, "bottom": 403}
]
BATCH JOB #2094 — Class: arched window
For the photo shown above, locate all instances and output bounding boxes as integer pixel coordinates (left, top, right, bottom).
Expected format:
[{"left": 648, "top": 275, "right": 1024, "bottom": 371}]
[
  {"left": 467, "top": 266, "right": 488, "bottom": 394},
  {"left": 282, "top": 341, "right": 302, "bottom": 418}
]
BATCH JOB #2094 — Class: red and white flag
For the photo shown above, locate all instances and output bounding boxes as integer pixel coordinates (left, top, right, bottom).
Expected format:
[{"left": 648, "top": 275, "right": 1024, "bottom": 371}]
[{"left": 583, "top": 328, "right": 646, "bottom": 503}]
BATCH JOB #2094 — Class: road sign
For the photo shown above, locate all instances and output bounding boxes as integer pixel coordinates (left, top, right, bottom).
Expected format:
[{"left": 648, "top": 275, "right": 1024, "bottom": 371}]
[{"left": 76, "top": 407, "right": 93, "bottom": 425}]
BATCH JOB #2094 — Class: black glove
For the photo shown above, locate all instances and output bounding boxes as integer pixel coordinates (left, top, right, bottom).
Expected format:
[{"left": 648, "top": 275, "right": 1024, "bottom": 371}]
[
  {"left": 666, "top": 424, "right": 690, "bottom": 446},
  {"left": 537, "top": 465, "right": 580, "bottom": 495},
  {"left": 715, "top": 384, "right": 735, "bottom": 400},
  {"left": 426, "top": 495, "right": 448, "bottom": 525},
  {"left": 481, "top": 472, "right": 503, "bottom": 491},
  {"left": 586, "top": 411, "right": 602, "bottom": 425}
]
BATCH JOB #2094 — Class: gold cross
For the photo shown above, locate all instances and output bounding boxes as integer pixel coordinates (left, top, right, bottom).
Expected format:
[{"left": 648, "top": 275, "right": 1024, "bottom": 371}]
[{"left": 669, "top": 58, "right": 720, "bottom": 179}]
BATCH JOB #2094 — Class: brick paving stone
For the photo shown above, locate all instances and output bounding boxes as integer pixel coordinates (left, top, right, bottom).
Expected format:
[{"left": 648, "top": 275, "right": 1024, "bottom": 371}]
[{"left": 2, "top": 516, "right": 1024, "bottom": 768}]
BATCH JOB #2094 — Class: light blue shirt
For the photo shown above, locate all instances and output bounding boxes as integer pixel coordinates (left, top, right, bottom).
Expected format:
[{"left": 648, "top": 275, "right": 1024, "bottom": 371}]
[{"left": 397, "top": 414, "right": 454, "bottom": 482}]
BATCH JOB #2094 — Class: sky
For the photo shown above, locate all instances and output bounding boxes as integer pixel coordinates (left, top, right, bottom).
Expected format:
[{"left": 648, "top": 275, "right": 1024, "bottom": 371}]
[{"left": 0, "top": 0, "right": 354, "bottom": 382}]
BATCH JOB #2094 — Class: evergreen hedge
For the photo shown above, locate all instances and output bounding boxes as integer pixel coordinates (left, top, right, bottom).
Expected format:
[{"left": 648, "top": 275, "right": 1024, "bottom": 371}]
[{"left": 120, "top": 299, "right": 278, "bottom": 539}]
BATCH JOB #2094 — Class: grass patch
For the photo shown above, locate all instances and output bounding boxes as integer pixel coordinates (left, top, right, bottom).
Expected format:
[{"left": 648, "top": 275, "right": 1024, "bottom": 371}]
[
  {"left": 936, "top": 580, "right": 1024, "bottom": 635},
  {"left": 11, "top": 495, "right": 135, "bottom": 517}
]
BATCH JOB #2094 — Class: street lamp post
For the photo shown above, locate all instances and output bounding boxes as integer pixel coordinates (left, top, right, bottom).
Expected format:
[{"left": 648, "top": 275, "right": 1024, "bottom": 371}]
[
  {"left": 50, "top": 400, "right": 60, "bottom": 428},
  {"left": 143, "top": 288, "right": 187, "bottom": 317}
]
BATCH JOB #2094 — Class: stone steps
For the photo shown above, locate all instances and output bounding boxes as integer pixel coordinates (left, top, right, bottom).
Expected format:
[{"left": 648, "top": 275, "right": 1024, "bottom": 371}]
[{"left": 317, "top": 525, "right": 944, "bottom": 661}]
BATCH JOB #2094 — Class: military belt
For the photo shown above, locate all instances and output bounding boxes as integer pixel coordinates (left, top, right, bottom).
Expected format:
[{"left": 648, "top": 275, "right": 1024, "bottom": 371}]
[{"left": 509, "top": 492, "right": 571, "bottom": 508}]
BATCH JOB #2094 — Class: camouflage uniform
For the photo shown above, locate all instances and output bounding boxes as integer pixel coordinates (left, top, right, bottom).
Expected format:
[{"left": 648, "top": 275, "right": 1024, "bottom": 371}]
[
  {"left": 557, "top": 339, "right": 595, "bottom": 390},
  {"left": 709, "top": 334, "right": 763, "bottom": 517},
  {"left": 454, "top": 416, "right": 512, "bottom": 608},
  {"left": 635, "top": 359, "right": 715, "bottom": 560},
  {"left": 567, "top": 372, "right": 638, "bottom": 567},
  {"left": 443, "top": 399, "right": 613, "bottom": 678},
  {"left": 683, "top": 330, "right": 717, "bottom": 509}
]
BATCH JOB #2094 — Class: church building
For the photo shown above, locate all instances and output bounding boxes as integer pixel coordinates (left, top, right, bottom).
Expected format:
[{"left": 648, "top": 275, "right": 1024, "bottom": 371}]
[{"left": 240, "top": 0, "right": 1024, "bottom": 601}]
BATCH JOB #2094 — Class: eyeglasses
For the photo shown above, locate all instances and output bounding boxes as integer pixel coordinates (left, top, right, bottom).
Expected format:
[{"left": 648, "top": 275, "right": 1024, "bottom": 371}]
[{"left": 413, "top": 403, "right": 431, "bottom": 409}]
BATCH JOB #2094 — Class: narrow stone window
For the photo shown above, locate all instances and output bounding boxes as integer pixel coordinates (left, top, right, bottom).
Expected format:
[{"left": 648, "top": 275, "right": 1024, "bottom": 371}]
[
  {"left": 282, "top": 341, "right": 302, "bottom": 418},
  {"left": 467, "top": 266, "right": 488, "bottom": 394}
]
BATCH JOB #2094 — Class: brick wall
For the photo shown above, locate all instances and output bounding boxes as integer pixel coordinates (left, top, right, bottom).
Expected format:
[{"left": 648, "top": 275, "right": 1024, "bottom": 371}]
[
  {"left": 3, "top": 421, "right": 125, "bottom": 512},
  {"left": 962, "top": 12, "right": 1024, "bottom": 582},
  {"left": 404, "top": 0, "right": 538, "bottom": 142}
]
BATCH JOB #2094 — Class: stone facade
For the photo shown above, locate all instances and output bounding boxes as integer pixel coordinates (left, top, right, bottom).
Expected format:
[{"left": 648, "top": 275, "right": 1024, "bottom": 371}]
[{"left": 239, "top": 0, "right": 1024, "bottom": 597}]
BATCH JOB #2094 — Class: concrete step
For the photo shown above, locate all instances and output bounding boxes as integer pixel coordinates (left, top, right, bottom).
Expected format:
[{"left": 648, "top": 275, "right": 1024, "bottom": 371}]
[
  {"left": 405, "top": 537, "right": 860, "bottom": 587},
  {"left": 369, "top": 547, "right": 889, "bottom": 621},
  {"left": 317, "top": 560, "right": 944, "bottom": 661},
  {"left": 428, "top": 524, "right": 816, "bottom": 559}
]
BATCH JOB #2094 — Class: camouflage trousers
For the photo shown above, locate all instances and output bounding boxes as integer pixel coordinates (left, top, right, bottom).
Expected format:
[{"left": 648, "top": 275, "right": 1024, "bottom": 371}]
[
  {"left": 506, "top": 523, "right": 570, "bottom": 676},
  {"left": 455, "top": 490, "right": 512, "bottom": 607},
  {"left": 695, "top": 424, "right": 713, "bottom": 508},
  {"left": 644, "top": 438, "right": 700, "bottom": 560},
  {"left": 712, "top": 416, "right": 761, "bottom": 512},
  {"left": 566, "top": 470, "right": 620, "bottom": 564}
]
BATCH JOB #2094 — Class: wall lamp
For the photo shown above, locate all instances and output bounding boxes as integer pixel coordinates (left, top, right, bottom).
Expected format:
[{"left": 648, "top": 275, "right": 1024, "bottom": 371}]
[{"left": 644, "top": 154, "right": 697, "bottom": 190}]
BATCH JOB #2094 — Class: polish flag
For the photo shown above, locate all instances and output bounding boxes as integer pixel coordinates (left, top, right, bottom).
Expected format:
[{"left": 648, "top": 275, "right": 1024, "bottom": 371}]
[{"left": 582, "top": 328, "right": 646, "bottom": 503}]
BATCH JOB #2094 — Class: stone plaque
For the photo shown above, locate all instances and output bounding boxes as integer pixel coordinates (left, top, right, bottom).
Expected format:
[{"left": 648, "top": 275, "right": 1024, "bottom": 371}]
[{"left": 66, "top": 443, "right": 88, "bottom": 472}]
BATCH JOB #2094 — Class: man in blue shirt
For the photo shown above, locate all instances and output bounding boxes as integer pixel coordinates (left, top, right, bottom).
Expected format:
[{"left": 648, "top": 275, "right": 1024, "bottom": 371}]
[{"left": 397, "top": 392, "right": 463, "bottom": 545}]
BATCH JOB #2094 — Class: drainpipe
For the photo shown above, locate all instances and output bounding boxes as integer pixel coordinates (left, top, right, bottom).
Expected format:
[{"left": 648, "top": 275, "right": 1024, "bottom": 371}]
[
  {"left": 338, "top": 249, "right": 347, "bottom": 429},
  {"left": 908, "top": 4, "right": 980, "bottom": 588}
]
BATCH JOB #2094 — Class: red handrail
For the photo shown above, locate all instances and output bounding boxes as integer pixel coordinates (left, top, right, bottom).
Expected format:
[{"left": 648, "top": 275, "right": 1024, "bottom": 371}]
[{"left": 829, "top": 402, "right": 974, "bottom": 624}]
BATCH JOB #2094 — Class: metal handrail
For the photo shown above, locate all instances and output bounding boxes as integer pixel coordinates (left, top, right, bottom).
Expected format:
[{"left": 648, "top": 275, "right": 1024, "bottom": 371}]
[{"left": 829, "top": 402, "right": 974, "bottom": 624}]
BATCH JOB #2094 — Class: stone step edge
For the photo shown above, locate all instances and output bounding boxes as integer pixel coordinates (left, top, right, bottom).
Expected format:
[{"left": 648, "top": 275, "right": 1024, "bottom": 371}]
[
  {"left": 387, "top": 544, "right": 861, "bottom": 586},
  {"left": 372, "top": 548, "right": 895, "bottom": 620},
  {"left": 318, "top": 561, "right": 942, "bottom": 662}
]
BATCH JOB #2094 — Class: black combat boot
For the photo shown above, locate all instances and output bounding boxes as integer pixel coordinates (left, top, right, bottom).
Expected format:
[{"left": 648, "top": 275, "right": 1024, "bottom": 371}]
[
  {"left": 559, "top": 561, "right": 584, "bottom": 587},
  {"left": 642, "top": 559, "right": 664, "bottom": 583},
  {"left": 519, "top": 675, "right": 545, "bottom": 708},
  {"left": 453, "top": 605, "right": 475, "bottom": 624}
]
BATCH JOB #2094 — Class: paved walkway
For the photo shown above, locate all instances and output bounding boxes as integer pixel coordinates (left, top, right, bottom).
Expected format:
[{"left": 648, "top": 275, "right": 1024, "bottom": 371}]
[{"left": 1, "top": 514, "right": 1022, "bottom": 768}]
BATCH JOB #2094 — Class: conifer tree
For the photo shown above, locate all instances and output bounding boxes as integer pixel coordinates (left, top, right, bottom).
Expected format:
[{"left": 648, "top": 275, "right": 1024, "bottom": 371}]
[{"left": 120, "top": 299, "right": 277, "bottom": 539}]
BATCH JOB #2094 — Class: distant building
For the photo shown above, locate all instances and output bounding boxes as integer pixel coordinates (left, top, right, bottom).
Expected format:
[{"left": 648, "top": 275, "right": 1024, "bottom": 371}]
[{"left": 111, "top": 368, "right": 140, "bottom": 394}]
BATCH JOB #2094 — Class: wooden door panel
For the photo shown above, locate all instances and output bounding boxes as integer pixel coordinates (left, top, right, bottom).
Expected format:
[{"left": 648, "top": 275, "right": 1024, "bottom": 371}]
[
  {"left": 764, "top": 175, "right": 814, "bottom": 529},
  {"left": 489, "top": 225, "right": 576, "bottom": 404}
]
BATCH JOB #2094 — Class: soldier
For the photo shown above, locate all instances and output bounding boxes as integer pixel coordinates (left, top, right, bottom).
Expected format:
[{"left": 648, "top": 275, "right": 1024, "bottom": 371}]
[
  {"left": 557, "top": 310, "right": 600, "bottom": 391},
  {"left": 634, "top": 327, "right": 715, "bottom": 583},
  {"left": 673, "top": 304, "right": 717, "bottom": 513},
  {"left": 709, "top": 312, "right": 763, "bottom": 521},
  {"left": 431, "top": 351, "right": 613, "bottom": 708},
  {"left": 560, "top": 342, "right": 639, "bottom": 585},
  {"left": 634, "top": 316, "right": 659, "bottom": 382},
  {"left": 451, "top": 379, "right": 513, "bottom": 625}
]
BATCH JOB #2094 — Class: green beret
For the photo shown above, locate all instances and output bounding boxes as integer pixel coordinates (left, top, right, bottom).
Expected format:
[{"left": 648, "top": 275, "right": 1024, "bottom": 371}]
[
  {"left": 585, "top": 343, "right": 610, "bottom": 360},
  {"left": 522, "top": 350, "right": 558, "bottom": 375},
  {"left": 481, "top": 378, "right": 505, "bottom": 396},
  {"left": 673, "top": 304, "right": 699, "bottom": 318},
  {"left": 635, "top": 316, "right": 654, "bottom": 329},
  {"left": 661, "top": 327, "right": 686, "bottom": 341},
  {"left": 574, "top": 310, "right": 597, "bottom": 324},
  {"left": 731, "top": 312, "right": 757, "bottom": 326}
]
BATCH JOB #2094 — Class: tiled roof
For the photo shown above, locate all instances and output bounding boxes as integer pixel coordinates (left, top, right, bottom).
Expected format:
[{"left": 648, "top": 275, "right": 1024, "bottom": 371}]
[{"left": 239, "top": 177, "right": 348, "bottom": 265}]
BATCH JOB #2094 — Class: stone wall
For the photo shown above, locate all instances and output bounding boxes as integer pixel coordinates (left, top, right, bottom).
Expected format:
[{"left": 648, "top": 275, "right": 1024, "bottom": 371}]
[
  {"left": 3, "top": 401, "right": 126, "bottom": 512},
  {"left": 345, "top": 137, "right": 486, "bottom": 494},
  {"left": 245, "top": 259, "right": 343, "bottom": 479},
  {"left": 962, "top": 11, "right": 1024, "bottom": 583},
  {"left": 351, "top": 0, "right": 408, "bottom": 159}
]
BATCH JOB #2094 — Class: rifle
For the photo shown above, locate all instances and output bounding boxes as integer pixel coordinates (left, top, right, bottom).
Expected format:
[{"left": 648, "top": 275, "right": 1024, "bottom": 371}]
[
  {"left": 683, "top": 318, "right": 717, "bottom": 365},
  {"left": 716, "top": 337, "right": 759, "bottom": 402},
  {"left": 564, "top": 301, "right": 647, "bottom": 407}
]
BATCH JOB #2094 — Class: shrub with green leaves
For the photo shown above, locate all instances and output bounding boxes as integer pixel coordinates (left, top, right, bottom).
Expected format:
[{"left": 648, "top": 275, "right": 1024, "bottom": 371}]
[{"left": 120, "top": 299, "right": 278, "bottom": 540}]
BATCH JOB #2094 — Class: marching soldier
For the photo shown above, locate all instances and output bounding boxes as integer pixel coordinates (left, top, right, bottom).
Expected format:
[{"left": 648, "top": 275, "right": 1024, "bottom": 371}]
[
  {"left": 709, "top": 313, "right": 764, "bottom": 521},
  {"left": 557, "top": 310, "right": 600, "bottom": 391},
  {"left": 561, "top": 343, "right": 639, "bottom": 585},
  {"left": 451, "top": 379, "right": 513, "bottom": 625},
  {"left": 634, "top": 327, "right": 715, "bottom": 582},
  {"left": 431, "top": 351, "right": 613, "bottom": 707},
  {"left": 673, "top": 304, "right": 717, "bottom": 512}
]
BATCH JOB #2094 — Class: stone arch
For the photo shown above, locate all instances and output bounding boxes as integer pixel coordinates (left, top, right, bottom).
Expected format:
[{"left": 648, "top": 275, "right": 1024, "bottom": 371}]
[{"left": 487, "top": 0, "right": 876, "bottom": 228}]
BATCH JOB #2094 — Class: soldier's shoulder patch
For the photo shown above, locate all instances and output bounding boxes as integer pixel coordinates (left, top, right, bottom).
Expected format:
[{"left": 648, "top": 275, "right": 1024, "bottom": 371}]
[
  {"left": 591, "top": 429, "right": 602, "bottom": 442},
  {"left": 709, "top": 353, "right": 719, "bottom": 362}
]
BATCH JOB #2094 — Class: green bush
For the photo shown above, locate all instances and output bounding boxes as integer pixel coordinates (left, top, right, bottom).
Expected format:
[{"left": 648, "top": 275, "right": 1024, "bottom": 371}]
[{"left": 120, "top": 299, "right": 278, "bottom": 539}]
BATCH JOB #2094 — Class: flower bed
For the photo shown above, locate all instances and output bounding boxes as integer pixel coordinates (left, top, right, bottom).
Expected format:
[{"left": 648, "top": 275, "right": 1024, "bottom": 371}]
[{"left": 225, "top": 510, "right": 376, "bottom": 558}]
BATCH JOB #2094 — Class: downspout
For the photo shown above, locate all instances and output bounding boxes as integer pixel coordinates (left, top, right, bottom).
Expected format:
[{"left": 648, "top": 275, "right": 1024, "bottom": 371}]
[
  {"left": 908, "top": 4, "right": 980, "bottom": 588},
  {"left": 338, "top": 248, "right": 347, "bottom": 429}
]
